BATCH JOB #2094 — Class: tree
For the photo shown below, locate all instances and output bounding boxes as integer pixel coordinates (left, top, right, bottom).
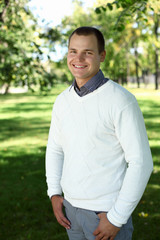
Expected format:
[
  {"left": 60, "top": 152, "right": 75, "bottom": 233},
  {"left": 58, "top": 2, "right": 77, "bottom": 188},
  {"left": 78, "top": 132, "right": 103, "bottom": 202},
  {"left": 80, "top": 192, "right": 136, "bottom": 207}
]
[
  {"left": 151, "top": 7, "right": 160, "bottom": 89},
  {"left": 95, "top": 0, "right": 160, "bottom": 89},
  {"left": 0, "top": 0, "right": 61, "bottom": 93}
]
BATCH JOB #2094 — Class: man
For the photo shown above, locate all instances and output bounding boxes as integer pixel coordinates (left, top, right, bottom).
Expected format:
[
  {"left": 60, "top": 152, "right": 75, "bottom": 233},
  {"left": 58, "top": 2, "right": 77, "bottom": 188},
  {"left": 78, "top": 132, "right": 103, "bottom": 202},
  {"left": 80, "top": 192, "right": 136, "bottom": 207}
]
[{"left": 46, "top": 26, "right": 153, "bottom": 240}]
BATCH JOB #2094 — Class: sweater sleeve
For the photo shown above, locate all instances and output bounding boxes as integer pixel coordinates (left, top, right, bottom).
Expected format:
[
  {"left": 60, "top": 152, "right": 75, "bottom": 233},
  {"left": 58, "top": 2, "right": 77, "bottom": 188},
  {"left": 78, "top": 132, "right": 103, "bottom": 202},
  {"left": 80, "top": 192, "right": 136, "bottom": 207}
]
[
  {"left": 107, "top": 99, "right": 153, "bottom": 227},
  {"left": 45, "top": 101, "right": 64, "bottom": 198}
]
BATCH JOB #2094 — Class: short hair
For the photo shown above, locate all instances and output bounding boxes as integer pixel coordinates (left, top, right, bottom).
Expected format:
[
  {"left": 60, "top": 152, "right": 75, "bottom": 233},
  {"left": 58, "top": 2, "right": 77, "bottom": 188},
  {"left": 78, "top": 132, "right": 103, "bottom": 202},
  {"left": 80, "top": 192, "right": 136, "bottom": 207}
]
[{"left": 69, "top": 26, "right": 105, "bottom": 54}]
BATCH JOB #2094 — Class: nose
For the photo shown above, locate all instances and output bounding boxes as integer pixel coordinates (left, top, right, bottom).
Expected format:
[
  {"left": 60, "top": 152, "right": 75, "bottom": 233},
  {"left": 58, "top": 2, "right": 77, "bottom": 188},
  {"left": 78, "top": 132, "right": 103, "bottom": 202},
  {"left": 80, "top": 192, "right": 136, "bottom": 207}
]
[{"left": 77, "top": 53, "right": 85, "bottom": 61}]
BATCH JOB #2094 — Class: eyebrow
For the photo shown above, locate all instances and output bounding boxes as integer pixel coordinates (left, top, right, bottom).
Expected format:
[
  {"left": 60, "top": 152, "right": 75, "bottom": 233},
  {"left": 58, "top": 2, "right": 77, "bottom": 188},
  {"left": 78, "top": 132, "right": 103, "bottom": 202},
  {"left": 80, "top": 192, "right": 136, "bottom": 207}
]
[{"left": 69, "top": 48, "right": 94, "bottom": 52}]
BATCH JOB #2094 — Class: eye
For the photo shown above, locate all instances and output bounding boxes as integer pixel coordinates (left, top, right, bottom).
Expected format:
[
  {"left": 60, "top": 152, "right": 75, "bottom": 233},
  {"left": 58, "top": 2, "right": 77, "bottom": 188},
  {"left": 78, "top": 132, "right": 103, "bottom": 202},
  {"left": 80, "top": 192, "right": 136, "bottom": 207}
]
[
  {"left": 86, "top": 51, "right": 93, "bottom": 55},
  {"left": 70, "top": 50, "right": 76, "bottom": 54}
]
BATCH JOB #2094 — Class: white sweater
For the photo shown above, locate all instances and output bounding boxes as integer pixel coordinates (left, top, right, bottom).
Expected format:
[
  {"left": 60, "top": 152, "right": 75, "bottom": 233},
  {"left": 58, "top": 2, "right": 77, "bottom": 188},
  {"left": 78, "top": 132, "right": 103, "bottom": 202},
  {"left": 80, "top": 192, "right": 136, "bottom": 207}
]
[{"left": 46, "top": 80, "right": 153, "bottom": 227}]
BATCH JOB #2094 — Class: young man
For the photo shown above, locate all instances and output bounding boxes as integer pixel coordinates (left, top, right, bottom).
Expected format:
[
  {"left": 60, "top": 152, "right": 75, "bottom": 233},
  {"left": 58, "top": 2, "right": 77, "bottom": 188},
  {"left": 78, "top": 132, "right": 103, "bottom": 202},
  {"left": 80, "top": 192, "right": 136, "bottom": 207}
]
[{"left": 46, "top": 27, "right": 153, "bottom": 240}]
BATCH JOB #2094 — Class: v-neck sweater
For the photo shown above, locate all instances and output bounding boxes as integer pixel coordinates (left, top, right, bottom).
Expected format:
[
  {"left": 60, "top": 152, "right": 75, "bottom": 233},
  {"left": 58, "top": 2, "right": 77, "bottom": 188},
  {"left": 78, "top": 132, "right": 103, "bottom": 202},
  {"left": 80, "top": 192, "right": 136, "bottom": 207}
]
[
  {"left": 46, "top": 80, "right": 153, "bottom": 227},
  {"left": 72, "top": 69, "right": 108, "bottom": 97}
]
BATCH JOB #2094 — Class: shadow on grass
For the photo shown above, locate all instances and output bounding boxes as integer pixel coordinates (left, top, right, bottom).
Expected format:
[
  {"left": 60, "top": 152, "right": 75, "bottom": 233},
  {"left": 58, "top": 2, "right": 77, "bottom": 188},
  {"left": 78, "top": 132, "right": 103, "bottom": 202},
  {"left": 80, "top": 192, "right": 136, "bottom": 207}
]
[
  {"left": 0, "top": 91, "right": 69, "bottom": 239},
  {"left": 138, "top": 99, "right": 160, "bottom": 120},
  {"left": 138, "top": 99, "right": 160, "bottom": 110},
  {"left": 0, "top": 147, "right": 68, "bottom": 240},
  {"left": 1, "top": 143, "right": 159, "bottom": 240},
  {"left": 0, "top": 92, "right": 159, "bottom": 240},
  {"left": 132, "top": 144, "right": 160, "bottom": 239},
  {"left": 150, "top": 146, "right": 160, "bottom": 164},
  {"left": 132, "top": 171, "right": 160, "bottom": 239},
  {"left": 0, "top": 117, "right": 50, "bottom": 142},
  {"left": 0, "top": 91, "right": 58, "bottom": 100},
  {"left": 1, "top": 102, "right": 53, "bottom": 113}
]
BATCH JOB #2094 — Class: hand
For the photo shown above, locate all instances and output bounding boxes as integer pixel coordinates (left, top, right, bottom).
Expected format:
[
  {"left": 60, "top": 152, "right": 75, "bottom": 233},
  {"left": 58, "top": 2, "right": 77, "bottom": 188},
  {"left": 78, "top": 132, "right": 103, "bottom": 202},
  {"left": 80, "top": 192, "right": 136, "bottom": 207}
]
[
  {"left": 51, "top": 195, "right": 71, "bottom": 229},
  {"left": 93, "top": 213, "right": 120, "bottom": 240}
]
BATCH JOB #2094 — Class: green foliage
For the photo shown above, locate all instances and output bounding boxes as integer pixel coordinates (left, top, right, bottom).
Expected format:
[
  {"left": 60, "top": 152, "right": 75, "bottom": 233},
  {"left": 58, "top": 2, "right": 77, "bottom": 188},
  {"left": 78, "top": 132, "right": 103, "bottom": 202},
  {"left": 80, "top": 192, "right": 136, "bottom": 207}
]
[
  {"left": 93, "top": 0, "right": 160, "bottom": 88},
  {"left": 0, "top": 0, "right": 61, "bottom": 93},
  {"left": 95, "top": 0, "right": 149, "bottom": 25},
  {"left": 0, "top": 0, "right": 159, "bottom": 91},
  {"left": 55, "top": 0, "right": 159, "bottom": 88},
  {"left": 95, "top": 0, "right": 159, "bottom": 33}
]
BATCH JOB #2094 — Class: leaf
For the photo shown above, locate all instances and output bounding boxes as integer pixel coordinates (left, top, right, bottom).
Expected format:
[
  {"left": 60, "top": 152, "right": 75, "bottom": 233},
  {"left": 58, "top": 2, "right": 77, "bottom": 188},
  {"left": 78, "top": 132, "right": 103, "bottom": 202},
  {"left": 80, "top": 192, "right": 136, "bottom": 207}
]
[
  {"left": 149, "top": 7, "right": 154, "bottom": 11},
  {"left": 143, "top": 18, "right": 148, "bottom": 22},
  {"left": 101, "top": 6, "right": 106, "bottom": 12},
  {"left": 117, "top": 24, "right": 125, "bottom": 32},
  {"left": 95, "top": 7, "right": 101, "bottom": 14},
  {"left": 138, "top": 212, "right": 149, "bottom": 218},
  {"left": 125, "top": 0, "right": 133, "bottom": 3},
  {"left": 113, "top": 1, "right": 120, "bottom": 8},
  {"left": 107, "top": 3, "right": 113, "bottom": 11},
  {"left": 125, "top": 19, "right": 131, "bottom": 24},
  {"left": 121, "top": 2, "right": 127, "bottom": 8}
]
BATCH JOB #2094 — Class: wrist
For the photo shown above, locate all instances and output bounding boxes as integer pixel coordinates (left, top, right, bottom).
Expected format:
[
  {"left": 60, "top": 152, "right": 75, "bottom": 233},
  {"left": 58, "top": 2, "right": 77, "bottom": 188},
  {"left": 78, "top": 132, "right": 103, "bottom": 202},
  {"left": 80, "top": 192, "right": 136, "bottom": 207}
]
[
  {"left": 51, "top": 194, "right": 61, "bottom": 201},
  {"left": 107, "top": 213, "right": 122, "bottom": 228}
]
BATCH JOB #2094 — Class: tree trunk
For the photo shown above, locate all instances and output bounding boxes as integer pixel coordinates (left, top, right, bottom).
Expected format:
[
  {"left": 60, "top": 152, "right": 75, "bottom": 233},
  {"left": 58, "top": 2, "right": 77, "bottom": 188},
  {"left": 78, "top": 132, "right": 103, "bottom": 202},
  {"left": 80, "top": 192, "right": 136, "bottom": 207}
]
[
  {"left": 155, "top": 48, "right": 159, "bottom": 90},
  {"left": 135, "top": 47, "right": 140, "bottom": 88},
  {"left": 4, "top": 83, "right": 10, "bottom": 94},
  {"left": 154, "top": 14, "right": 159, "bottom": 90},
  {"left": 126, "top": 51, "right": 130, "bottom": 85},
  {"left": 0, "top": 0, "right": 10, "bottom": 23}
]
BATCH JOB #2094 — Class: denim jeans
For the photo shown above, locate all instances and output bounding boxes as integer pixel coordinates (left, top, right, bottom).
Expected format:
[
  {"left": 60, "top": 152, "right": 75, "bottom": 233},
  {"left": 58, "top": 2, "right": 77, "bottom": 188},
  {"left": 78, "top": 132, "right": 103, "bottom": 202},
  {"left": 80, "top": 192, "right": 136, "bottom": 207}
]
[{"left": 63, "top": 199, "right": 134, "bottom": 240}]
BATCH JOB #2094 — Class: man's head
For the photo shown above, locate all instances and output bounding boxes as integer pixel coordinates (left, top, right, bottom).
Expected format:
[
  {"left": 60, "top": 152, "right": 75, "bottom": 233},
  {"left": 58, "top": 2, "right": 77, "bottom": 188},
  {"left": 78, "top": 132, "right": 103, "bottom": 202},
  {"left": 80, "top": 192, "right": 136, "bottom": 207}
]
[
  {"left": 67, "top": 26, "right": 106, "bottom": 87},
  {"left": 68, "top": 26, "right": 105, "bottom": 54}
]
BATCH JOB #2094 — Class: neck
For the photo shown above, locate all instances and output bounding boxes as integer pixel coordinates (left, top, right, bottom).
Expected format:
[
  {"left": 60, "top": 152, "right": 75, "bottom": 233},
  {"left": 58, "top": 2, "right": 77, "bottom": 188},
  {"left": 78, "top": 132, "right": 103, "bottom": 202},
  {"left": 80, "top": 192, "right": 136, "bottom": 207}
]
[
  {"left": 75, "top": 70, "right": 100, "bottom": 88},
  {"left": 76, "top": 79, "right": 90, "bottom": 89}
]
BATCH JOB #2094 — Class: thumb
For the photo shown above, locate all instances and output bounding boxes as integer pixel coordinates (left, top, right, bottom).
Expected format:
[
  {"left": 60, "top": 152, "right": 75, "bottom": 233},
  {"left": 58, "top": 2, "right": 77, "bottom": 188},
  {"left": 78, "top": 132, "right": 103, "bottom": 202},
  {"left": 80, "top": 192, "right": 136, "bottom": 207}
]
[{"left": 93, "top": 227, "right": 100, "bottom": 236}]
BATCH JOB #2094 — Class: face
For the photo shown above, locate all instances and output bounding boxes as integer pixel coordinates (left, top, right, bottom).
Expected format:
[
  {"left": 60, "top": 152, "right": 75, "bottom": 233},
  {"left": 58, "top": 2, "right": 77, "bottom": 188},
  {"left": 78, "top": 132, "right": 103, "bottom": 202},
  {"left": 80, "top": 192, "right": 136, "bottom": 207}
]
[{"left": 67, "top": 33, "right": 106, "bottom": 87}]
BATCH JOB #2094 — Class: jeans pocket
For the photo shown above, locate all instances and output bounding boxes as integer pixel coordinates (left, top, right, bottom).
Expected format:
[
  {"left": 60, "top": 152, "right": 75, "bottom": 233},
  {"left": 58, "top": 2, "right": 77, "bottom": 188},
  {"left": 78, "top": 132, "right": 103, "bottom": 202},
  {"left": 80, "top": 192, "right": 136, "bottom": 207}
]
[
  {"left": 90, "top": 211, "right": 100, "bottom": 220},
  {"left": 63, "top": 198, "right": 66, "bottom": 207}
]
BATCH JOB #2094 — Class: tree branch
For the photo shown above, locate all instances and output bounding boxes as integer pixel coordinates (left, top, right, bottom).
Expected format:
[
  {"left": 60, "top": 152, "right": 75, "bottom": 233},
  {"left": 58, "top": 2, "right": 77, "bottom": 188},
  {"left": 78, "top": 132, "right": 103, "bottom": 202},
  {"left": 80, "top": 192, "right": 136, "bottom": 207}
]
[{"left": 0, "top": 0, "right": 10, "bottom": 23}]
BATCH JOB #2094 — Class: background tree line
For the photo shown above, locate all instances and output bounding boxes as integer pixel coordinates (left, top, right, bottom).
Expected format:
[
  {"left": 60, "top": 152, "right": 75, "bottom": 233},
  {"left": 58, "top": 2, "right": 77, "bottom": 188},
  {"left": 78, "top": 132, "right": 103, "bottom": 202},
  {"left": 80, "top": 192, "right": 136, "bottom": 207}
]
[{"left": 0, "top": 0, "right": 159, "bottom": 94}]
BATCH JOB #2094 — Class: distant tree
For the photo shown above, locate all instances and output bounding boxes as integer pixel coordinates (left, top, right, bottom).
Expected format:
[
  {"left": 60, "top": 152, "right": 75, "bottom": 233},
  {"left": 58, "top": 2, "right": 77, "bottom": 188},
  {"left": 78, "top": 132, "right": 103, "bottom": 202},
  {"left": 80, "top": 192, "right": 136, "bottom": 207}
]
[
  {"left": 95, "top": 0, "right": 149, "bottom": 31},
  {"left": 95, "top": 0, "right": 160, "bottom": 89},
  {"left": 0, "top": 0, "right": 61, "bottom": 93},
  {"left": 151, "top": 7, "right": 160, "bottom": 90}
]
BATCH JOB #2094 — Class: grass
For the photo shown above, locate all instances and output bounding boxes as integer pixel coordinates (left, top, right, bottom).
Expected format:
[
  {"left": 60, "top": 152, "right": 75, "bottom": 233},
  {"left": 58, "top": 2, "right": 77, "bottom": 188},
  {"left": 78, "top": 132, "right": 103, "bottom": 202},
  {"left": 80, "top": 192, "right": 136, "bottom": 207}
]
[
  {"left": 126, "top": 87, "right": 160, "bottom": 240},
  {"left": 0, "top": 84, "right": 160, "bottom": 240}
]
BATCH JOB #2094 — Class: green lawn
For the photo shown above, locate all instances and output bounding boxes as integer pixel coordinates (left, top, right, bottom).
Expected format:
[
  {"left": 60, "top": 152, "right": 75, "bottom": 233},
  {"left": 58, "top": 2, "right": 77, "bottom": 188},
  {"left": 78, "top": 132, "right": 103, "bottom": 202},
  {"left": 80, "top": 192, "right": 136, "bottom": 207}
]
[{"left": 0, "top": 84, "right": 159, "bottom": 240}]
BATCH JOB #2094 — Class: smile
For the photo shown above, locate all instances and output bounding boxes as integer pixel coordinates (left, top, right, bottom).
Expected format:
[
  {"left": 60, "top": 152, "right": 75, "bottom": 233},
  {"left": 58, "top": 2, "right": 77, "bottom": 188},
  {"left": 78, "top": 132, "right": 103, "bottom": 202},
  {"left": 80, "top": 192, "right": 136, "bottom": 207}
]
[{"left": 73, "top": 64, "right": 87, "bottom": 69}]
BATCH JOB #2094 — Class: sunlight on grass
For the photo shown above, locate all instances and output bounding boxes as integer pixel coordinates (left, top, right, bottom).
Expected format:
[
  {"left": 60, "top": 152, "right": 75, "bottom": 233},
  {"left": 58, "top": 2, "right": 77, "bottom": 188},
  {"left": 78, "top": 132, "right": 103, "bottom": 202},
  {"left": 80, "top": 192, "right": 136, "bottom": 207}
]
[
  {"left": 0, "top": 84, "right": 159, "bottom": 240},
  {"left": 148, "top": 184, "right": 160, "bottom": 189},
  {"left": 150, "top": 140, "right": 160, "bottom": 147},
  {"left": 2, "top": 136, "right": 48, "bottom": 148}
]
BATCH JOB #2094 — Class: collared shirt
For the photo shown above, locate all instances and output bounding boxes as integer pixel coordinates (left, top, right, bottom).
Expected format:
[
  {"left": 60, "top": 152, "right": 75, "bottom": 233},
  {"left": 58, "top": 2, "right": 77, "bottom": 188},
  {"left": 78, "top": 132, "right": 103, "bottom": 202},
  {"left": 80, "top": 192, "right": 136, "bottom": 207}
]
[{"left": 71, "top": 70, "right": 109, "bottom": 97}]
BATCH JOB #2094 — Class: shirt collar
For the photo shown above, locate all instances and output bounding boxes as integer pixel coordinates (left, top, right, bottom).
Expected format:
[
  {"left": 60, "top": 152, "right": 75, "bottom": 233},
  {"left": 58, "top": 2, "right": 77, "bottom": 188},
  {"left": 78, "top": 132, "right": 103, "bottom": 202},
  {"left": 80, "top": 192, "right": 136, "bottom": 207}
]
[{"left": 70, "top": 69, "right": 105, "bottom": 93}]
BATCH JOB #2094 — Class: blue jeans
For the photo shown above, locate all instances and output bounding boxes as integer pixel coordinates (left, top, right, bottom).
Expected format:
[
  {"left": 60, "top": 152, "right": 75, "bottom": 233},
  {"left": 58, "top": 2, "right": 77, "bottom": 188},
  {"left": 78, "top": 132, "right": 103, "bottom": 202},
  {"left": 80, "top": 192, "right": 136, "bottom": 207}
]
[{"left": 63, "top": 199, "right": 133, "bottom": 240}]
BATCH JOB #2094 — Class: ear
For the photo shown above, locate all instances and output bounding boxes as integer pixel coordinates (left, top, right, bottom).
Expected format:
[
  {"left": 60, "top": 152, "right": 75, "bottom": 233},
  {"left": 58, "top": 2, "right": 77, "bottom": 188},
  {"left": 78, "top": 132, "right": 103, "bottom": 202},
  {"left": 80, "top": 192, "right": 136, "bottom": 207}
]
[{"left": 100, "top": 50, "right": 106, "bottom": 62}]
